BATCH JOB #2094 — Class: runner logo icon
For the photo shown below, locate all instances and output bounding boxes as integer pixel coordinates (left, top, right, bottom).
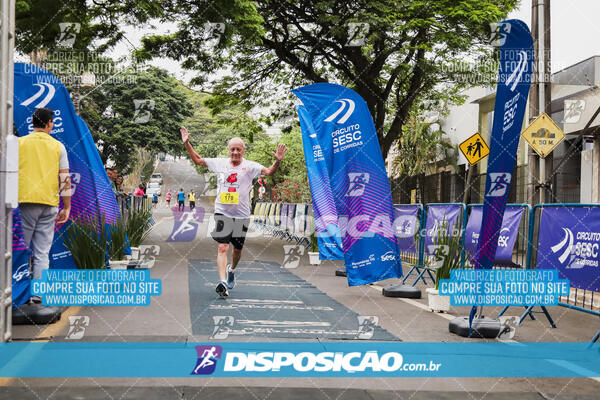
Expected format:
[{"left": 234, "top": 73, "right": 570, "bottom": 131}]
[
  {"left": 486, "top": 173, "right": 511, "bottom": 197},
  {"left": 191, "top": 345, "right": 222, "bottom": 375},
  {"left": 355, "top": 316, "right": 378, "bottom": 339},
  {"left": 551, "top": 227, "right": 574, "bottom": 264},
  {"left": 65, "top": 316, "right": 90, "bottom": 340},
  {"left": 489, "top": 22, "right": 511, "bottom": 47},
  {"left": 210, "top": 316, "right": 234, "bottom": 339},
  {"left": 563, "top": 99, "right": 585, "bottom": 124},
  {"left": 20, "top": 83, "right": 56, "bottom": 108},
  {"left": 324, "top": 98, "right": 355, "bottom": 124},
  {"left": 345, "top": 173, "right": 369, "bottom": 196},
  {"left": 283, "top": 245, "right": 305, "bottom": 269}
]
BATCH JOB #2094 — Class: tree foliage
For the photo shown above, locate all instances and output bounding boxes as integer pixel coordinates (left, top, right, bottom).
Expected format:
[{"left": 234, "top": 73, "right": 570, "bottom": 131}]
[
  {"left": 15, "top": 0, "right": 163, "bottom": 54},
  {"left": 139, "top": 0, "right": 518, "bottom": 158},
  {"left": 391, "top": 116, "right": 457, "bottom": 177},
  {"left": 79, "top": 66, "right": 192, "bottom": 173}
]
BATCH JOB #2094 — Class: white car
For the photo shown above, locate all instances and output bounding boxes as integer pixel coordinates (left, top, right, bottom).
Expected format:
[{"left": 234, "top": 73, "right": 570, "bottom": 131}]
[
  {"left": 146, "top": 182, "right": 161, "bottom": 196},
  {"left": 150, "top": 173, "right": 163, "bottom": 184}
]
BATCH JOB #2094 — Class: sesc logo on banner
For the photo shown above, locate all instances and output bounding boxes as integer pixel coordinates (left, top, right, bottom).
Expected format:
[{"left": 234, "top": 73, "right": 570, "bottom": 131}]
[{"left": 537, "top": 207, "right": 600, "bottom": 292}]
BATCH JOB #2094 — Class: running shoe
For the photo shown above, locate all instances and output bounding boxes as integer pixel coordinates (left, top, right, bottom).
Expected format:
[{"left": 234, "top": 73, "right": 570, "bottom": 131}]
[
  {"left": 215, "top": 281, "right": 229, "bottom": 297},
  {"left": 226, "top": 264, "right": 236, "bottom": 289}
]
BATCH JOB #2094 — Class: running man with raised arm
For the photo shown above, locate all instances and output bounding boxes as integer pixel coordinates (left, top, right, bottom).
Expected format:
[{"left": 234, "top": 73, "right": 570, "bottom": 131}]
[{"left": 181, "top": 126, "right": 286, "bottom": 296}]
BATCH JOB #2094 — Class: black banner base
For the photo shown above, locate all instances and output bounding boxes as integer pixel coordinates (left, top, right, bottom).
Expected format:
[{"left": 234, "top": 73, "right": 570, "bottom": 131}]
[
  {"left": 335, "top": 268, "right": 346, "bottom": 277},
  {"left": 449, "top": 316, "right": 505, "bottom": 338},
  {"left": 382, "top": 283, "right": 421, "bottom": 298},
  {"left": 12, "top": 303, "right": 62, "bottom": 325}
]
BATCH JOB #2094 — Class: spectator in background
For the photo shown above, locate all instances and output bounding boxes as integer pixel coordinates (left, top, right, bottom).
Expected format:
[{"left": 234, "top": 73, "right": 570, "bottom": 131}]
[
  {"left": 134, "top": 184, "right": 145, "bottom": 196},
  {"left": 188, "top": 189, "right": 196, "bottom": 211},
  {"left": 18, "top": 108, "right": 71, "bottom": 304},
  {"left": 177, "top": 188, "right": 185, "bottom": 211}
]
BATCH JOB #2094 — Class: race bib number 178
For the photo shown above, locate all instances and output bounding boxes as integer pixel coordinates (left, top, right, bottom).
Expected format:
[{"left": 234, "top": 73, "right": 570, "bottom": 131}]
[{"left": 219, "top": 192, "right": 239, "bottom": 204}]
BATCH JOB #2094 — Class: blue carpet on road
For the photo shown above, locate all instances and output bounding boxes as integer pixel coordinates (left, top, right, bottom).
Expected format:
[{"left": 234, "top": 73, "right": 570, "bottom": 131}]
[{"left": 188, "top": 259, "right": 399, "bottom": 341}]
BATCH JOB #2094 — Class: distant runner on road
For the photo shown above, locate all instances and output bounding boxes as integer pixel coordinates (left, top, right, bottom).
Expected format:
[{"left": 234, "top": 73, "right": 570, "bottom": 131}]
[{"left": 181, "top": 126, "right": 286, "bottom": 297}]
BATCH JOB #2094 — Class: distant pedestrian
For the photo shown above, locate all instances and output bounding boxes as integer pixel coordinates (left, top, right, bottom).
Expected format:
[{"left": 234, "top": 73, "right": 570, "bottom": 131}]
[
  {"left": 177, "top": 188, "right": 185, "bottom": 211},
  {"left": 166, "top": 189, "right": 172, "bottom": 208},
  {"left": 152, "top": 193, "right": 159, "bottom": 208},
  {"left": 188, "top": 189, "right": 196, "bottom": 211}
]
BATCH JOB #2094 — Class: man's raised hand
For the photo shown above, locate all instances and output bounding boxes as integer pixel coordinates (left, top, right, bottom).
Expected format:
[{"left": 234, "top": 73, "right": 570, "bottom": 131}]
[
  {"left": 273, "top": 143, "right": 287, "bottom": 161},
  {"left": 180, "top": 126, "right": 190, "bottom": 144}
]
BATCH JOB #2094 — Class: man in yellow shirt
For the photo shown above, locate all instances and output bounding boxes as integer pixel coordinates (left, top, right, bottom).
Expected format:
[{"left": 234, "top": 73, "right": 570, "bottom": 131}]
[
  {"left": 188, "top": 189, "right": 196, "bottom": 211},
  {"left": 18, "top": 108, "right": 71, "bottom": 302}
]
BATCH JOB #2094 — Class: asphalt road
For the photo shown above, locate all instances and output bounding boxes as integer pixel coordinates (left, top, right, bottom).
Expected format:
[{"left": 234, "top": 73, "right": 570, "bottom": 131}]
[{"left": 6, "top": 158, "right": 600, "bottom": 400}]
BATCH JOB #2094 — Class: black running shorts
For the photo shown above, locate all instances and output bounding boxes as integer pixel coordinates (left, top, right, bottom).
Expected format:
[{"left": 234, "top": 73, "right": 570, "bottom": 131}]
[{"left": 211, "top": 213, "right": 250, "bottom": 250}]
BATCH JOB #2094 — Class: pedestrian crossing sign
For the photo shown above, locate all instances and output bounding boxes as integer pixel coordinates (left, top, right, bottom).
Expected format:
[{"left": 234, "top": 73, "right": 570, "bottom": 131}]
[
  {"left": 459, "top": 132, "right": 490, "bottom": 165},
  {"left": 521, "top": 112, "right": 565, "bottom": 158}
]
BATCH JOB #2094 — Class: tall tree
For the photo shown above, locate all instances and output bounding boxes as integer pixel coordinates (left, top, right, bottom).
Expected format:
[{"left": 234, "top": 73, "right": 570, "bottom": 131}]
[
  {"left": 138, "top": 0, "right": 518, "bottom": 159},
  {"left": 79, "top": 66, "right": 192, "bottom": 174},
  {"left": 15, "top": 0, "right": 164, "bottom": 54}
]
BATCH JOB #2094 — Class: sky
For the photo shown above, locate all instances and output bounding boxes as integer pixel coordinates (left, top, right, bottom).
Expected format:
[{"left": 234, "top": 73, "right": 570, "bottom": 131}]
[
  {"left": 509, "top": 0, "right": 600, "bottom": 71},
  {"left": 109, "top": 1, "right": 600, "bottom": 85}
]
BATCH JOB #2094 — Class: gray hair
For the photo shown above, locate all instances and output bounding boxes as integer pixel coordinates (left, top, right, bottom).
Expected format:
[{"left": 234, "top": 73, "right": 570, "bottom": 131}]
[{"left": 228, "top": 137, "right": 245, "bottom": 149}]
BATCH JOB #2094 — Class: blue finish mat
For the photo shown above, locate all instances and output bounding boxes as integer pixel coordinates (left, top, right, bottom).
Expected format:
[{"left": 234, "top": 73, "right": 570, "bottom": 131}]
[{"left": 188, "top": 259, "right": 399, "bottom": 341}]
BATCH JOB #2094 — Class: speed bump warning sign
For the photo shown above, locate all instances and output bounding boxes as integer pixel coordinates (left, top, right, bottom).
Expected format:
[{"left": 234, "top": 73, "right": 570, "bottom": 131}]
[{"left": 521, "top": 113, "right": 565, "bottom": 158}]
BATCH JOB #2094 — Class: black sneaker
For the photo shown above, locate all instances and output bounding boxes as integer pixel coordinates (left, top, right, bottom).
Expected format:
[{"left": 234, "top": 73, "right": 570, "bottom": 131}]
[
  {"left": 29, "top": 296, "right": 42, "bottom": 304},
  {"left": 226, "top": 264, "right": 236, "bottom": 289},
  {"left": 215, "top": 281, "right": 229, "bottom": 297}
]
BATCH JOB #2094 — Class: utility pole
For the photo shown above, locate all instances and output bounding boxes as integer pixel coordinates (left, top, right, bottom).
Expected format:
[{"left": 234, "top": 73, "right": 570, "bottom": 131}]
[{"left": 529, "top": 0, "right": 552, "bottom": 205}]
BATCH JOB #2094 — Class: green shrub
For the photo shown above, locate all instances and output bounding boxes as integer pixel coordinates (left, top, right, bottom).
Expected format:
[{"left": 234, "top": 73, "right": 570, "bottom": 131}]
[
  {"left": 433, "top": 219, "right": 466, "bottom": 290},
  {"left": 310, "top": 232, "right": 319, "bottom": 253},
  {"left": 126, "top": 208, "right": 153, "bottom": 247},
  {"left": 109, "top": 217, "right": 128, "bottom": 260},
  {"left": 62, "top": 214, "right": 109, "bottom": 269}
]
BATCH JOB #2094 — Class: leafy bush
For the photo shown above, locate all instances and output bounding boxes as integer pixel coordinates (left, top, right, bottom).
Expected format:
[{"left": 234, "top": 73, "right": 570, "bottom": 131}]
[
  {"left": 272, "top": 176, "right": 311, "bottom": 203},
  {"left": 109, "top": 217, "right": 128, "bottom": 260},
  {"left": 62, "top": 214, "right": 109, "bottom": 269},
  {"left": 310, "top": 232, "right": 319, "bottom": 253},
  {"left": 433, "top": 219, "right": 466, "bottom": 290},
  {"left": 125, "top": 208, "right": 153, "bottom": 247}
]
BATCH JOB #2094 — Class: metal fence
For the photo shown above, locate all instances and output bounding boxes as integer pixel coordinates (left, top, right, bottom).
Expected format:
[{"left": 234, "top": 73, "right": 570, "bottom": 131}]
[
  {"left": 116, "top": 195, "right": 153, "bottom": 220},
  {"left": 390, "top": 164, "right": 579, "bottom": 206}
]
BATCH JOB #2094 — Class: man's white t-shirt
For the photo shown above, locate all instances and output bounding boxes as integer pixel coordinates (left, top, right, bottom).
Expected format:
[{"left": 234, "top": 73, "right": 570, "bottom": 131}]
[{"left": 204, "top": 158, "right": 265, "bottom": 218}]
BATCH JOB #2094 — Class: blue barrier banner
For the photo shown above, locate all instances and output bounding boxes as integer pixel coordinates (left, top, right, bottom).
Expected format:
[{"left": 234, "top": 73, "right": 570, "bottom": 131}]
[
  {"left": 13, "top": 63, "right": 124, "bottom": 269},
  {"left": 465, "top": 206, "right": 523, "bottom": 265},
  {"left": 424, "top": 204, "right": 461, "bottom": 254},
  {"left": 475, "top": 20, "right": 533, "bottom": 270},
  {"left": 537, "top": 206, "right": 600, "bottom": 292},
  {"left": 0, "top": 342, "right": 599, "bottom": 377},
  {"left": 293, "top": 83, "right": 401, "bottom": 285},
  {"left": 297, "top": 106, "right": 344, "bottom": 260},
  {"left": 393, "top": 205, "right": 419, "bottom": 253},
  {"left": 11, "top": 209, "right": 31, "bottom": 307}
]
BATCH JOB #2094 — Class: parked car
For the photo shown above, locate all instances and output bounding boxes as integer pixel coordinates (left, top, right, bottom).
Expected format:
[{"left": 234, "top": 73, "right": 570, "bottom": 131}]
[
  {"left": 150, "top": 173, "right": 163, "bottom": 184},
  {"left": 146, "top": 182, "right": 161, "bottom": 196}
]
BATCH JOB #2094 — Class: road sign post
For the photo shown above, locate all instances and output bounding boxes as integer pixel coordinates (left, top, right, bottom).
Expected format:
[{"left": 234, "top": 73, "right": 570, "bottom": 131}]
[{"left": 459, "top": 133, "right": 490, "bottom": 204}]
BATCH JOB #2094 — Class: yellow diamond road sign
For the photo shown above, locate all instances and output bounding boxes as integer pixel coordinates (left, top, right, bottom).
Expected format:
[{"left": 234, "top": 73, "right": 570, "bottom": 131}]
[
  {"left": 459, "top": 132, "right": 490, "bottom": 165},
  {"left": 521, "top": 112, "right": 565, "bottom": 158}
]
